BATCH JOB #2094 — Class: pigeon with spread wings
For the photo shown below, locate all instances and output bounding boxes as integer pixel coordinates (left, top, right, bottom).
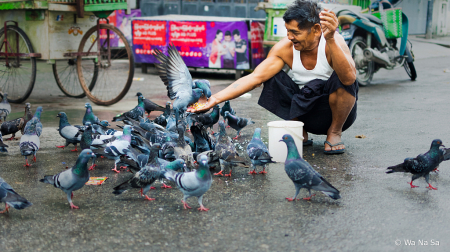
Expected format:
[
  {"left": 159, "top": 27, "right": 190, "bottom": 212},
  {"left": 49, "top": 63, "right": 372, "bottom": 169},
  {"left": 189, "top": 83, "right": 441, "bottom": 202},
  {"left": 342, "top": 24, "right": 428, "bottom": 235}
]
[{"left": 153, "top": 45, "right": 204, "bottom": 121}]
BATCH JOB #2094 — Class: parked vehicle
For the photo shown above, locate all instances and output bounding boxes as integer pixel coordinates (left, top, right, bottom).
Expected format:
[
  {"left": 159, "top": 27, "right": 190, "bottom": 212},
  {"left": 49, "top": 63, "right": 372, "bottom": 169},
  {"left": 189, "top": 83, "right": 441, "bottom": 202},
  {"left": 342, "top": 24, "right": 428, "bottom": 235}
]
[{"left": 337, "top": 1, "right": 416, "bottom": 85}]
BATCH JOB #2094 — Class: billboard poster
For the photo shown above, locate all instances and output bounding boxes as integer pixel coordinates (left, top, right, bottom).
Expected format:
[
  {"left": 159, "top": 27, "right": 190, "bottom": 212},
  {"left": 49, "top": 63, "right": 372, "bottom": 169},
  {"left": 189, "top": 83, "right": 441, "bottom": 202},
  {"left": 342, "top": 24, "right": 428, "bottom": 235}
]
[
  {"left": 250, "top": 21, "right": 266, "bottom": 69},
  {"left": 132, "top": 20, "right": 251, "bottom": 69},
  {"left": 100, "top": 10, "right": 142, "bottom": 48}
]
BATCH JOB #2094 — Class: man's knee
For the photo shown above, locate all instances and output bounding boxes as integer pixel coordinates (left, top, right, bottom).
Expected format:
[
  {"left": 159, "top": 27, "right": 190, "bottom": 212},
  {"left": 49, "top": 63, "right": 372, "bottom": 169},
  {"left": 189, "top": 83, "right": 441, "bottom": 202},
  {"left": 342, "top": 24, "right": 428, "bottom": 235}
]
[{"left": 329, "top": 87, "right": 356, "bottom": 105}]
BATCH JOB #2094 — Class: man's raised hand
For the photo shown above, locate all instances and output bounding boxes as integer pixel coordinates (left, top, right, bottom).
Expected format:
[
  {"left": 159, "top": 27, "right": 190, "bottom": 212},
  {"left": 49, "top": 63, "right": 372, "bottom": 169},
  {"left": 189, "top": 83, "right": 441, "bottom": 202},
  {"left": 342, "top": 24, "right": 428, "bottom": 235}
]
[{"left": 319, "top": 8, "right": 338, "bottom": 41}]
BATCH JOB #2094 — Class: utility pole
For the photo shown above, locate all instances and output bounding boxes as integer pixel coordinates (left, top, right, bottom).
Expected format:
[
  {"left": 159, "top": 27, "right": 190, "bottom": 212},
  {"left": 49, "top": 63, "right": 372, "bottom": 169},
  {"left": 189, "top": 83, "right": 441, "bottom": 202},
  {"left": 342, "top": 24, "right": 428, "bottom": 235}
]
[{"left": 426, "top": 0, "right": 434, "bottom": 39}]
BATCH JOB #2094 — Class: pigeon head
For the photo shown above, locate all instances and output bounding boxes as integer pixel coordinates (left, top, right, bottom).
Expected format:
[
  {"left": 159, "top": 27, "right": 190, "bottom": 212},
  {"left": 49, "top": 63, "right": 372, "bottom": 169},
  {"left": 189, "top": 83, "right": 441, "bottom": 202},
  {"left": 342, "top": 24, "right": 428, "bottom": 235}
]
[
  {"left": 199, "top": 155, "right": 208, "bottom": 166},
  {"left": 100, "top": 120, "right": 110, "bottom": 127},
  {"left": 25, "top": 103, "right": 31, "bottom": 109},
  {"left": 168, "top": 159, "right": 186, "bottom": 171},
  {"left": 431, "top": 139, "right": 445, "bottom": 148},
  {"left": 136, "top": 92, "right": 143, "bottom": 97},
  {"left": 35, "top": 106, "right": 43, "bottom": 118},
  {"left": 192, "top": 89, "right": 203, "bottom": 99},
  {"left": 151, "top": 143, "right": 161, "bottom": 151},
  {"left": 85, "top": 103, "right": 92, "bottom": 109},
  {"left": 224, "top": 111, "right": 231, "bottom": 118},
  {"left": 80, "top": 149, "right": 96, "bottom": 159},
  {"left": 280, "top": 134, "right": 294, "bottom": 143}
]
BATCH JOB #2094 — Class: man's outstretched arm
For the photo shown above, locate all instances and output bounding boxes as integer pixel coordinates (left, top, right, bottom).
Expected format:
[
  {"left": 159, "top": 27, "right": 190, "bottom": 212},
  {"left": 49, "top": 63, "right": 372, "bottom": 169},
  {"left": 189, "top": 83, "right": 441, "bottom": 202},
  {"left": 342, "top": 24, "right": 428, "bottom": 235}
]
[{"left": 188, "top": 48, "right": 286, "bottom": 113}]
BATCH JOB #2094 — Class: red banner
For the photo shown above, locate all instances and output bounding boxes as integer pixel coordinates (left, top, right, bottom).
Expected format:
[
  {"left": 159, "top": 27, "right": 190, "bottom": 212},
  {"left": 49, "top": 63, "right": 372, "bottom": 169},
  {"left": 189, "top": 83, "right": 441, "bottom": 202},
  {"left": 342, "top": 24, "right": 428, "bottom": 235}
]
[
  {"left": 133, "top": 20, "right": 166, "bottom": 46},
  {"left": 169, "top": 21, "right": 207, "bottom": 47}
]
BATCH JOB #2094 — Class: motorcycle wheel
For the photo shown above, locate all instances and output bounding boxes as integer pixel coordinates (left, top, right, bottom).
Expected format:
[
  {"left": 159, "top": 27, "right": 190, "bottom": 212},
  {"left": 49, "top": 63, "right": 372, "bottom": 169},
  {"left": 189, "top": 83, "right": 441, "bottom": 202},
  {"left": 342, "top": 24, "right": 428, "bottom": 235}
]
[
  {"left": 349, "top": 36, "right": 374, "bottom": 86},
  {"left": 403, "top": 61, "right": 417, "bottom": 81}
]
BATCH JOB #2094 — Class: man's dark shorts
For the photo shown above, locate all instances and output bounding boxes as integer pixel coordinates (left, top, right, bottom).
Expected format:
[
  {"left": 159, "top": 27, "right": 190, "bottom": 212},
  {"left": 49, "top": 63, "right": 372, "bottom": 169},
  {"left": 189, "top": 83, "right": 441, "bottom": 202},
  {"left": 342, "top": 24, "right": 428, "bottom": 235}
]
[{"left": 258, "top": 71, "right": 358, "bottom": 135}]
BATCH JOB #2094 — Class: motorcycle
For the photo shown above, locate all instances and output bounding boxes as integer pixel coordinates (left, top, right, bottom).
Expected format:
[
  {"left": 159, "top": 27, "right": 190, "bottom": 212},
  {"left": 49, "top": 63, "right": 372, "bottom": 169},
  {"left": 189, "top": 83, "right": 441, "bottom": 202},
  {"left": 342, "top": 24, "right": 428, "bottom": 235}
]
[{"left": 337, "top": 0, "right": 416, "bottom": 85}]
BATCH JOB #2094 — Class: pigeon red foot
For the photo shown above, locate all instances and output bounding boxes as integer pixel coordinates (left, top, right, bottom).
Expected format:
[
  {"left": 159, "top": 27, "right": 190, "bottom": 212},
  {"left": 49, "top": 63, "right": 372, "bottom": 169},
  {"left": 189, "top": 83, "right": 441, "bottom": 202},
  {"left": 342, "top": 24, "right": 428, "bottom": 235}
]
[
  {"left": 248, "top": 170, "right": 257, "bottom": 175},
  {"left": 56, "top": 145, "right": 65, "bottom": 149},
  {"left": 88, "top": 164, "right": 97, "bottom": 171},
  {"left": 198, "top": 205, "right": 209, "bottom": 211},
  {"left": 427, "top": 184, "right": 437, "bottom": 190},
  {"left": 144, "top": 195, "right": 155, "bottom": 201},
  {"left": 303, "top": 194, "right": 316, "bottom": 201},
  {"left": 409, "top": 181, "right": 419, "bottom": 188},
  {"left": 182, "top": 200, "right": 192, "bottom": 209},
  {"left": 0, "top": 204, "right": 10, "bottom": 214},
  {"left": 24, "top": 160, "right": 31, "bottom": 167},
  {"left": 224, "top": 170, "right": 232, "bottom": 177},
  {"left": 161, "top": 183, "right": 172, "bottom": 189},
  {"left": 70, "top": 202, "right": 79, "bottom": 209},
  {"left": 214, "top": 170, "right": 223, "bottom": 176}
]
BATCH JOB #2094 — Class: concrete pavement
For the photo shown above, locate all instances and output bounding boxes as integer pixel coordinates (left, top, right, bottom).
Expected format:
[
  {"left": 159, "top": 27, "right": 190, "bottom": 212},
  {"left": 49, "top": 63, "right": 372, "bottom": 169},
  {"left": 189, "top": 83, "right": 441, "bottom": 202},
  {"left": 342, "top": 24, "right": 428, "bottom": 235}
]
[{"left": 1, "top": 39, "right": 450, "bottom": 251}]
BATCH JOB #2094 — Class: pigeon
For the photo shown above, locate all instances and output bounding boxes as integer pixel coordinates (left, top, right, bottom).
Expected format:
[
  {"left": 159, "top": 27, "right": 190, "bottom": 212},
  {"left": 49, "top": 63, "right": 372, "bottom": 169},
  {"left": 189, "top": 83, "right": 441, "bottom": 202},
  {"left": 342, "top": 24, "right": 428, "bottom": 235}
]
[
  {"left": 31, "top": 106, "right": 43, "bottom": 137},
  {"left": 191, "top": 105, "right": 220, "bottom": 133},
  {"left": 173, "top": 124, "right": 196, "bottom": 170},
  {"left": 0, "top": 93, "right": 11, "bottom": 122},
  {"left": 39, "top": 149, "right": 96, "bottom": 209},
  {"left": 112, "top": 95, "right": 145, "bottom": 122},
  {"left": 19, "top": 107, "right": 43, "bottom": 167},
  {"left": 165, "top": 155, "right": 212, "bottom": 211},
  {"left": 154, "top": 44, "right": 204, "bottom": 120},
  {"left": 280, "top": 134, "right": 341, "bottom": 201},
  {"left": 0, "top": 103, "right": 31, "bottom": 141},
  {"left": 386, "top": 139, "right": 450, "bottom": 189},
  {"left": 193, "top": 79, "right": 212, "bottom": 99},
  {"left": 0, "top": 132, "right": 8, "bottom": 152},
  {"left": 112, "top": 158, "right": 166, "bottom": 201},
  {"left": 191, "top": 122, "right": 215, "bottom": 153},
  {"left": 56, "top": 112, "right": 83, "bottom": 152},
  {"left": 136, "top": 92, "right": 165, "bottom": 117},
  {"left": 224, "top": 111, "right": 255, "bottom": 139},
  {"left": 162, "top": 101, "right": 172, "bottom": 118},
  {"left": 154, "top": 114, "right": 167, "bottom": 128},
  {"left": 83, "top": 103, "right": 101, "bottom": 126},
  {"left": 214, "top": 121, "right": 247, "bottom": 177},
  {"left": 92, "top": 125, "right": 132, "bottom": 173},
  {"left": 247, "top": 128, "right": 275, "bottom": 174},
  {"left": 0, "top": 176, "right": 32, "bottom": 213},
  {"left": 220, "top": 100, "right": 235, "bottom": 126}
]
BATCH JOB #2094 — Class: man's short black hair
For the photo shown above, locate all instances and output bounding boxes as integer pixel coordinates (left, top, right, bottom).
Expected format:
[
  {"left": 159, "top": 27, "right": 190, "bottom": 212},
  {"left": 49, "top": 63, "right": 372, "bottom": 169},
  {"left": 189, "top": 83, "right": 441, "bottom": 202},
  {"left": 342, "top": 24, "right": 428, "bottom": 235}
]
[
  {"left": 232, "top": 29, "right": 240, "bottom": 36},
  {"left": 283, "top": 0, "right": 322, "bottom": 30},
  {"left": 225, "top": 31, "right": 231, "bottom": 36}
]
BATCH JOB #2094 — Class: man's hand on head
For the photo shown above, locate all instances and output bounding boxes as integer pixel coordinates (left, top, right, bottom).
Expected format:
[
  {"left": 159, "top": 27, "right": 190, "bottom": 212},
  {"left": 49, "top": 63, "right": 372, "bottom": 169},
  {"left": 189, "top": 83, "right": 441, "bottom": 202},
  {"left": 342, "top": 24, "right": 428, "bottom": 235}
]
[{"left": 319, "top": 8, "right": 338, "bottom": 41}]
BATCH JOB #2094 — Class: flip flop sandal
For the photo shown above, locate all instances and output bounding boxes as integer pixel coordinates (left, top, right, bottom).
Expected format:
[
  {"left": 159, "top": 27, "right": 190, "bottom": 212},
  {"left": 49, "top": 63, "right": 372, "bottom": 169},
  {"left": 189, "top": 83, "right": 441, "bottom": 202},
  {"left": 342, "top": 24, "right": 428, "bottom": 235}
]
[
  {"left": 303, "top": 139, "right": 313, "bottom": 146},
  {"left": 323, "top": 140, "right": 345, "bottom": 155}
]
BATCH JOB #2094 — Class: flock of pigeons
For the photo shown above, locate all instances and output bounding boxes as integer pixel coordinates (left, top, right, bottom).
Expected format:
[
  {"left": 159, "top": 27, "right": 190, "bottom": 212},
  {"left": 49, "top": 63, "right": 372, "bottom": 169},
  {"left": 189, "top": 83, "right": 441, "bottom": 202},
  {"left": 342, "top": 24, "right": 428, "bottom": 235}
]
[{"left": 1, "top": 45, "right": 449, "bottom": 214}]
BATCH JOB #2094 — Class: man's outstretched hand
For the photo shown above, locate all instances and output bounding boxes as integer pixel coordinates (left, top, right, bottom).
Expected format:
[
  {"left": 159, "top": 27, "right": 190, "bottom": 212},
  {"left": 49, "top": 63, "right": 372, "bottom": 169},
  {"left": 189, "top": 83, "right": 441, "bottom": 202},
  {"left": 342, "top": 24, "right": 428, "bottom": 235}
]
[{"left": 187, "top": 95, "right": 218, "bottom": 113}]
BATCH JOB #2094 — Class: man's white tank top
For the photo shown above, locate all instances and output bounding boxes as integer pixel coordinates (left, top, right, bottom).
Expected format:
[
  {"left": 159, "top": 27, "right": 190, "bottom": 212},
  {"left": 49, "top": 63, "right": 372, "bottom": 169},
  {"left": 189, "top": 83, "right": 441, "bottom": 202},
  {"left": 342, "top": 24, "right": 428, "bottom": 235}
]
[{"left": 291, "top": 34, "right": 333, "bottom": 85}]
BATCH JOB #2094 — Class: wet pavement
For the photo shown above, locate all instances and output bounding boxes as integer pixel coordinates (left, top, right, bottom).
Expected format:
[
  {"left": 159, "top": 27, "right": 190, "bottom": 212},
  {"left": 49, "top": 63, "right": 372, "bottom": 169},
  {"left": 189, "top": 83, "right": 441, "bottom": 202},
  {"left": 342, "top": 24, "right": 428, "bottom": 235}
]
[{"left": 2, "top": 40, "right": 450, "bottom": 251}]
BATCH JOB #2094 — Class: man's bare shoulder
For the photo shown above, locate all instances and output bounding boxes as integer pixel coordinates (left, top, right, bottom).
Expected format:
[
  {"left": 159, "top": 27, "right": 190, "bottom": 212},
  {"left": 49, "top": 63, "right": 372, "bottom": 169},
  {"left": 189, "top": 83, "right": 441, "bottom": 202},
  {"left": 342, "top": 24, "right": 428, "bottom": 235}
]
[{"left": 268, "top": 37, "right": 293, "bottom": 63}]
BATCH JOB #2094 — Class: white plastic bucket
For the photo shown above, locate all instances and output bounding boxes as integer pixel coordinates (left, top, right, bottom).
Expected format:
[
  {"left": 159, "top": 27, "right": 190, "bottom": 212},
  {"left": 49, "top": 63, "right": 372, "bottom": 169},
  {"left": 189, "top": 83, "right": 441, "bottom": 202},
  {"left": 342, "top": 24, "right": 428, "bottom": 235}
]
[{"left": 267, "top": 120, "right": 304, "bottom": 162}]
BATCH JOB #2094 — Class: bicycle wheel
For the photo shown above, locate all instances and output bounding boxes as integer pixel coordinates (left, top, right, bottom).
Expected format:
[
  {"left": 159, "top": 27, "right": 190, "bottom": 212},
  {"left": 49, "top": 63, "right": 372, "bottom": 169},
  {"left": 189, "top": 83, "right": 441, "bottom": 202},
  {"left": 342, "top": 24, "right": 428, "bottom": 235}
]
[
  {"left": 53, "top": 59, "right": 98, "bottom": 98},
  {"left": 0, "top": 25, "right": 36, "bottom": 103},
  {"left": 77, "top": 24, "right": 134, "bottom": 106}
]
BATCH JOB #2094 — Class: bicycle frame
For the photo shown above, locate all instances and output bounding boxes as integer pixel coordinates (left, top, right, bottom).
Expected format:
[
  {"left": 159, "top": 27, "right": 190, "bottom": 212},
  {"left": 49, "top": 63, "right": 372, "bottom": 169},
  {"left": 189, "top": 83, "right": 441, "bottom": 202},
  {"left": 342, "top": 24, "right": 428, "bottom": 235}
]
[{"left": 0, "top": 21, "right": 41, "bottom": 66}]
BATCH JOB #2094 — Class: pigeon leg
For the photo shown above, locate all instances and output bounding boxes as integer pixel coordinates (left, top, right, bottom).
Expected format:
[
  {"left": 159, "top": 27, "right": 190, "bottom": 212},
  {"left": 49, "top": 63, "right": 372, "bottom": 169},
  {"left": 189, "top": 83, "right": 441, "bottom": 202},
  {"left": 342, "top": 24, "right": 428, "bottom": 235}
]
[
  {"left": 248, "top": 164, "right": 257, "bottom": 174},
  {"left": 424, "top": 174, "right": 437, "bottom": 190},
  {"left": 56, "top": 145, "right": 65, "bottom": 149},
  {"left": 197, "top": 196, "right": 209, "bottom": 211},
  {"left": 0, "top": 204, "right": 9, "bottom": 214},
  {"left": 142, "top": 185, "right": 156, "bottom": 200},
  {"left": 161, "top": 183, "right": 172, "bottom": 189},
  {"left": 150, "top": 186, "right": 156, "bottom": 190},
  {"left": 233, "top": 132, "right": 241, "bottom": 140},
  {"left": 88, "top": 164, "right": 97, "bottom": 171},
  {"left": 139, "top": 188, "right": 143, "bottom": 196},
  {"left": 33, "top": 155, "right": 37, "bottom": 162},
  {"left": 408, "top": 181, "right": 419, "bottom": 188},
  {"left": 303, "top": 190, "right": 316, "bottom": 200},
  {"left": 24, "top": 157, "right": 31, "bottom": 167},
  {"left": 6, "top": 135, "right": 15, "bottom": 141},
  {"left": 182, "top": 199, "right": 192, "bottom": 209},
  {"left": 144, "top": 195, "right": 156, "bottom": 201},
  {"left": 70, "top": 144, "right": 78, "bottom": 152},
  {"left": 259, "top": 165, "right": 268, "bottom": 174},
  {"left": 112, "top": 163, "right": 120, "bottom": 173},
  {"left": 67, "top": 193, "right": 79, "bottom": 209},
  {"left": 214, "top": 170, "right": 224, "bottom": 176},
  {"left": 286, "top": 185, "right": 301, "bottom": 201},
  {"left": 225, "top": 169, "right": 232, "bottom": 177}
]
